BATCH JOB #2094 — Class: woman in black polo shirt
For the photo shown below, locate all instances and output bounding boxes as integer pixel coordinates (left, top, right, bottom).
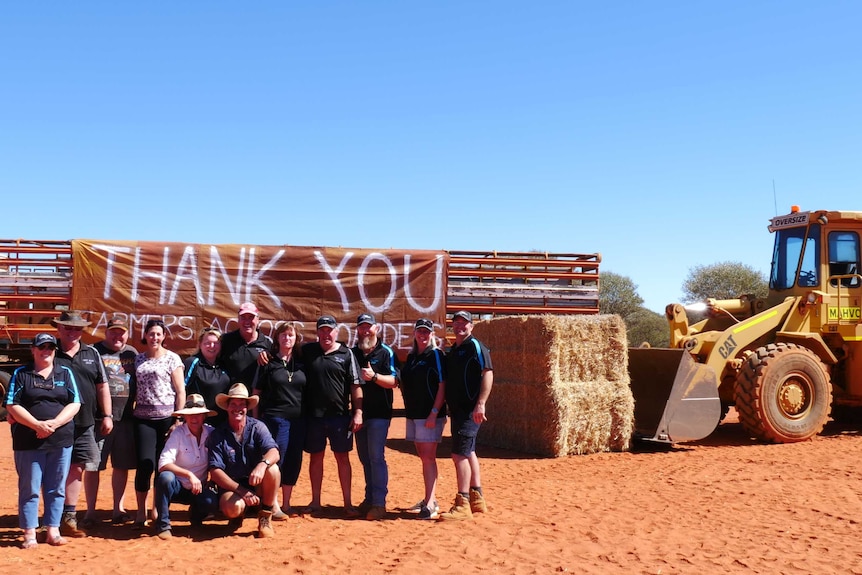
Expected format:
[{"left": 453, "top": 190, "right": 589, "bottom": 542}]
[
  {"left": 6, "top": 333, "right": 81, "bottom": 548},
  {"left": 183, "top": 327, "right": 231, "bottom": 427}
]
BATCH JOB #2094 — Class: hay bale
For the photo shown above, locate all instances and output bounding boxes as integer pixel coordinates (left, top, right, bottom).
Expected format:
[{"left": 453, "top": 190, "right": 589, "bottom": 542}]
[{"left": 471, "top": 314, "right": 633, "bottom": 456}]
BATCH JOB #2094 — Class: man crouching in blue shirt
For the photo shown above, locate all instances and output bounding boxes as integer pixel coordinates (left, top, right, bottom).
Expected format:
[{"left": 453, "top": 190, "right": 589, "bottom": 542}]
[{"left": 206, "top": 383, "right": 280, "bottom": 538}]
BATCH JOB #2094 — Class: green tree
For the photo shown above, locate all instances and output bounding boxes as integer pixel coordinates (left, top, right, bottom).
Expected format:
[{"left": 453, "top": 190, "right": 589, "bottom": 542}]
[
  {"left": 600, "top": 272, "right": 668, "bottom": 347},
  {"left": 625, "top": 308, "right": 669, "bottom": 348},
  {"left": 599, "top": 272, "right": 643, "bottom": 318},
  {"left": 681, "top": 261, "right": 768, "bottom": 303}
]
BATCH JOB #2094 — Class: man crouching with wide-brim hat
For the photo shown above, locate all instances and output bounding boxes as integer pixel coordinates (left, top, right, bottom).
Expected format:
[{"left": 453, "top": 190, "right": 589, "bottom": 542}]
[{"left": 206, "top": 383, "right": 280, "bottom": 538}]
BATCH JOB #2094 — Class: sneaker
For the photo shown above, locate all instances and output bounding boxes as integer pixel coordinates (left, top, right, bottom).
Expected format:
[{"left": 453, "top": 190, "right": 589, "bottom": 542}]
[
  {"left": 256, "top": 510, "right": 275, "bottom": 538},
  {"left": 418, "top": 502, "right": 438, "bottom": 520},
  {"left": 60, "top": 512, "right": 87, "bottom": 538},
  {"left": 437, "top": 494, "right": 473, "bottom": 521},
  {"left": 404, "top": 500, "right": 426, "bottom": 513},
  {"left": 469, "top": 489, "right": 488, "bottom": 513},
  {"left": 365, "top": 505, "right": 386, "bottom": 521}
]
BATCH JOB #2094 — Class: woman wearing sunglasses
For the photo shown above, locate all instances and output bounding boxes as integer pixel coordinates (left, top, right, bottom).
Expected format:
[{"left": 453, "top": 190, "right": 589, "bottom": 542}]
[{"left": 5, "top": 333, "right": 81, "bottom": 549}]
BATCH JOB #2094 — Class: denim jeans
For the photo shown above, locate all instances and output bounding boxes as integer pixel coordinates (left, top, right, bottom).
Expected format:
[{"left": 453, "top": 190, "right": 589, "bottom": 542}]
[
  {"left": 355, "top": 418, "right": 391, "bottom": 507},
  {"left": 154, "top": 471, "right": 218, "bottom": 533},
  {"left": 262, "top": 416, "right": 307, "bottom": 486},
  {"left": 15, "top": 446, "right": 72, "bottom": 529}
]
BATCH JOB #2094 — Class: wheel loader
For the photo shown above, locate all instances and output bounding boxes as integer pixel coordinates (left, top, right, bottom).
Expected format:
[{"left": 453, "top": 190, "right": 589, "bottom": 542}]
[{"left": 630, "top": 206, "right": 862, "bottom": 444}]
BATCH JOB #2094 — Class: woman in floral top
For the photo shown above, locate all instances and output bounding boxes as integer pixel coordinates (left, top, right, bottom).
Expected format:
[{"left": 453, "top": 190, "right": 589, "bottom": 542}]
[{"left": 131, "top": 319, "right": 185, "bottom": 529}]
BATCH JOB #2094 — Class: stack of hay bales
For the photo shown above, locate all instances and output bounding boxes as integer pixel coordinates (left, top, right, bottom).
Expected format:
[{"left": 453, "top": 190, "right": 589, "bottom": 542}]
[{"left": 471, "top": 314, "right": 633, "bottom": 456}]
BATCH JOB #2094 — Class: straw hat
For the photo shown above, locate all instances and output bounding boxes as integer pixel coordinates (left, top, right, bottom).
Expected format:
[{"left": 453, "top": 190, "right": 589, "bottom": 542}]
[
  {"left": 172, "top": 393, "right": 217, "bottom": 417},
  {"left": 215, "top": 383, "right": 259, "bottom": 410},
  {"left": 51, "top": 310, "right": 91, "bottom": 328}
]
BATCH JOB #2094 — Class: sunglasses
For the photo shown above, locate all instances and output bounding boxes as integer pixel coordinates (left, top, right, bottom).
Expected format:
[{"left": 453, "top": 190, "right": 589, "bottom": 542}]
[{"left": 36, "top": 344, "right": 56, "bottom": 351}]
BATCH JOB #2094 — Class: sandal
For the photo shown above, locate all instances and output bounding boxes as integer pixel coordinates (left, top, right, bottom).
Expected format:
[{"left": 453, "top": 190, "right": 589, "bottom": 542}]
[
  {"left": 46, "top": 536, "right": 68, "bottom": 547},
  {"left": 21, "top": 538, "right": 38, "bottom": 550},
  {"left": 112, "top": 512, "right": 132, "bottom": 525}
]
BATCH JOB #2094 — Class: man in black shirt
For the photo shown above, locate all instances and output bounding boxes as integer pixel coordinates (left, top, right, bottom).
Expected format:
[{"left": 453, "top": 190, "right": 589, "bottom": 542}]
[
  {"left": 302, "top": 315, "right": 362, "bottom": 516},
  {"left": 52, "top": 310, "right": 110, "bottom": 537},
  {"left": 219, "top": 302, "right": 273, "bottom": 390}
]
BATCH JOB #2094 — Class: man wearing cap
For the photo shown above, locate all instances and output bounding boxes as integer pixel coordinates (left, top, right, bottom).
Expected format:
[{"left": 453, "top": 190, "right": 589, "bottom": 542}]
[
  {"left": 438, "top": 311, "right": 494, "bottom": 521},
  {"left": 51, "top": 310, "right": 111, "bottom": 537},
  {"left": 86, "top": 316, "right": 138, "bottom": 526},
  {"left": 154, "top": 394, "right": 219, "bottom": 540},
  {"left": 219, "top": 302, "right": 273, "bottom": 392},
  {"left": 351, "top": 313, "right": 400, "bottom": 520},
  {"left": 302, "top": 315, "right": 362, "bottom": 516},
  {"left": 206, "top": 383, "right": 280, "bottom": 538}
]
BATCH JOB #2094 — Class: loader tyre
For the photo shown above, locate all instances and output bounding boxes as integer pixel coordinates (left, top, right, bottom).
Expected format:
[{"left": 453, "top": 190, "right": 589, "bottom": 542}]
[{"left": 735, "top": 343, "right": 831, "bottom": 443}]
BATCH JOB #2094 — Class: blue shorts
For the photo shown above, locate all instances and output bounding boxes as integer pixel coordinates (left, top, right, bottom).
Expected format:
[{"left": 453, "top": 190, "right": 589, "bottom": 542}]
[
  {"left": 405, "top": 417, "right": 446, "bottom": 443},
  {"left": 450, "top": 413, "right": 481, "bottom": 457},
  {"left": 304, "top": 416, "right": 354, "bottom": 454}
]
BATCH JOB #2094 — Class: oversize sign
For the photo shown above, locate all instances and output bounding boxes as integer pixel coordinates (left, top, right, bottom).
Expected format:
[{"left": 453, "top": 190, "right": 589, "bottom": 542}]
[{"left": 71, "top": 240, "right": 448, "bottom": 356}]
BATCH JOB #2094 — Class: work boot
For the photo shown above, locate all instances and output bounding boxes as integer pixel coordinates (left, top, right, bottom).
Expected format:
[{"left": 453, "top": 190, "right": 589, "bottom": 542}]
[
  {"left": 256, "top": 510, "right": 275, "bottom": 538},
  {"left": 469, "top": 489, "right": 487, "bottom": 513},
  {"left": 59, "top": 512, "right": 87, "bottom": 538},
  {"left": 366, "top": 505, "right": 386, "bottom": 521},
  {"left": 437, "top": 494, "right": 472, "bottom": 521}
]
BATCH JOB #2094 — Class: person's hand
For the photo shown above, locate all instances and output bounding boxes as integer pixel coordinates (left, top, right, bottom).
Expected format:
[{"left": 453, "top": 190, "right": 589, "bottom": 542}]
[
  {"left": 425, "top": 413, "right": 436, "bottom": 429},
  {"left": 257, "top": 350, "right": 271, "bottom": 366},
  {"left": 188, "top": 474, "right": 202, "bottom": 495},
  {"left": 6, "top": 411, "right": 17, "bottom": 425},
  {"left": 100, "top": 416, "right": 114, "bottom": 436},
  {"left": 473, "top": 402, "right": 487, "bottom": 424},
  {"left": 360, "top": 366, "right": 375, "bottom": 382},
  {"left": 249, "top": 462, "right": 266, "bottom": 486},
  {"left": 351, "top": 410, "right": 363, "bottom": 433},
  {"left": 34, "top": 420, "right": 55, "bottom": 439},
  {"left": 239, "top": 487, "right": 259, "bottom": 507}
]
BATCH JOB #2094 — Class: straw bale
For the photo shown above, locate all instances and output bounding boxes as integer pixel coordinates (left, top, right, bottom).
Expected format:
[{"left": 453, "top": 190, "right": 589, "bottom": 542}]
[{"left": 471, "top": 314, "right": 633, "bottom": 456}]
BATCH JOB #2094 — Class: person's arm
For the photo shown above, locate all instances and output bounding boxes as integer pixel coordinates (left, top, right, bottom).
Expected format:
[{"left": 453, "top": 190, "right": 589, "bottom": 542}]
[
  {"left": 473, "top": 369, "right": 493, "bottom": 423},
  {"left": 426, "top": 379, "right": 446, "bottom": 428},
  {"left": 248, "top": 446, "right": 279, "bottom": 487},
  {"left": 210, "top": 467, "right": 260, "bottom": 507},
  {"left": 97, "top": 381, "right": 114, "bottom": 436},
  {"left": 170, "top": 360, "right": 186, "bottom": 412},
  {"left": 8, "top": 402, "right": 81, "bottom": 439}
]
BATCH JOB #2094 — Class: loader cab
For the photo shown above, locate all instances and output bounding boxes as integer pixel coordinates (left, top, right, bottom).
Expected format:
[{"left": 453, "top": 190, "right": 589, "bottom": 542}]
[{"left": 769, "top": 210, "right": 862, "bottom": 292}]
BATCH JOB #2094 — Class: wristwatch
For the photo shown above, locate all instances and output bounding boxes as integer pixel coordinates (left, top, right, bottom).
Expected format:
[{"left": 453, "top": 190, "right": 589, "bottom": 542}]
[
  {"left": 371, "top": 373, "right": 378, "bottom": 383},
  {"left": 431, "top": 408, "right": 439, "bottom": 414},
  {"left": 262, "top": 458, "right": 272, "bottom": 467}
]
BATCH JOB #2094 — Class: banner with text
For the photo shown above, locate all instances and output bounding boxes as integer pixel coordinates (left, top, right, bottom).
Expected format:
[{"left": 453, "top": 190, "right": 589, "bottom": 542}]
[{"left": 71, "top": 239, "right": 448, "bottom": 357}]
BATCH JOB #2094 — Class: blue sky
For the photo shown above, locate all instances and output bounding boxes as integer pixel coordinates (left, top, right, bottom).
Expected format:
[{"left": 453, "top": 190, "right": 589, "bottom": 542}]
[{"left": 3, "top": 2, "right": 860, "bottom": 313}]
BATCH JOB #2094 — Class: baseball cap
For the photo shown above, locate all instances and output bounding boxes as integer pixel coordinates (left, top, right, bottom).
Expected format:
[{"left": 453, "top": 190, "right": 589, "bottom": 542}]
[
  {"left": 356, "top": 313, "right": 375, "bottom": 326},
  {"left": 34, "top": 333, "right": 58, "bottom": 348},
  {"left": 414, "top": 318, "right": 434, "bottom": 331},
  {"left": 453, "top": 310, "right": 473, "bottom": 322},
  {"left": 238, "top": 302, "right": 259, "bottom": 317},
  {"left": 106, "top": 317, "right": 129, "bottom": 332},
  {"left": 317, "top": 315, "right": 338, "bottom": 329}
]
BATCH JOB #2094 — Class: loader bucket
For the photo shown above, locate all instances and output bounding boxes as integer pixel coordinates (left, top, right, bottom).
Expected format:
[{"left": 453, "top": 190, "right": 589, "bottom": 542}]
[{"left": 628, "top": 348, "right": 722, "bottom": 444}]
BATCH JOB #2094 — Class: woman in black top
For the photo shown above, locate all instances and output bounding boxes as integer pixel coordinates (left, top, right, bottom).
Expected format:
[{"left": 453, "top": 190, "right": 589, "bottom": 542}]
[
  {"left": 399, "top": 318, "right": 447, "bottom": 519},
  {"left": 6, "top": 333, "right": 81, "bottom": 548},
  {"left": 252, "top": 322, "right": 307, "bottom": 517},
  {"left": 183, "top": 327, "right": 231, "bottom": 427}
]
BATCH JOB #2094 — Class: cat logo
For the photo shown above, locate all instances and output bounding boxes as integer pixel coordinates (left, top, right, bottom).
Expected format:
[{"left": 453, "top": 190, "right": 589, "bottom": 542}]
[{"left": 827, "top": 307, "right": 862, "bottom": 321}]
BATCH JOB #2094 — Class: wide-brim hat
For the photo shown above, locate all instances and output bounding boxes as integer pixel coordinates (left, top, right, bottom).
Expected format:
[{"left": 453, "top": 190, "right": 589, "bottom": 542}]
[
  {"left": 173, "top": 393, "right": 217, "bottom": 417},
  {"left": 215, "top": 383, "right": 259, "bottom": 410},
  {"left": 51, "top": 310, "right": 92, "bottom": 328}
]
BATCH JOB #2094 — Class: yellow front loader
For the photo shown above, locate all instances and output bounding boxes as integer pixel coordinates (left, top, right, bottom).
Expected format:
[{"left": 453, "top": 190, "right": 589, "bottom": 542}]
[{"left": 630, "top": 207, "right": 862, "bottom": 444}]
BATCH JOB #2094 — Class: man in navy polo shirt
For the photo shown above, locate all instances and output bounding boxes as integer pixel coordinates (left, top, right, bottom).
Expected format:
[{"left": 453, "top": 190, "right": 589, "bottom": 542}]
[
  {"left": 302, "top": 315, "right": 362, "bottom": 517},
  {"left": 438, "top": 310, "right": 493, "bottom": 521},
  {"left": 351, "top": 313, "right": 399, "bottom": 520}
]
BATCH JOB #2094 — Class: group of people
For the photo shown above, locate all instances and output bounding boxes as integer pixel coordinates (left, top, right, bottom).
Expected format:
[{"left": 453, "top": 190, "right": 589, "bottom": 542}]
[{"left": 4, "top": 303, "right": 494, "bottom": 549}]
